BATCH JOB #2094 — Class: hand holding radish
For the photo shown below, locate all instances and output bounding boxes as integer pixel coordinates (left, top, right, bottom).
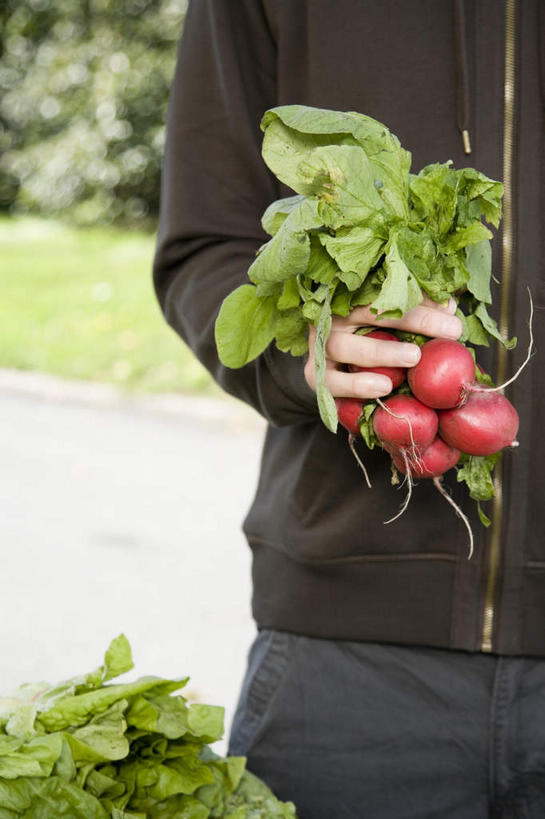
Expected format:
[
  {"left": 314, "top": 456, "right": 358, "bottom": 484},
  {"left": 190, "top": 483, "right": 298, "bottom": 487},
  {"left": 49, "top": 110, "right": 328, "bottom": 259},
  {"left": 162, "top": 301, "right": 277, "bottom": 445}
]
[
  {"left": 304, "top": 290, "right": 532, "bottom": 560},
  {"left": 304, "top": 296, "right": 462, "bottom": 400}
]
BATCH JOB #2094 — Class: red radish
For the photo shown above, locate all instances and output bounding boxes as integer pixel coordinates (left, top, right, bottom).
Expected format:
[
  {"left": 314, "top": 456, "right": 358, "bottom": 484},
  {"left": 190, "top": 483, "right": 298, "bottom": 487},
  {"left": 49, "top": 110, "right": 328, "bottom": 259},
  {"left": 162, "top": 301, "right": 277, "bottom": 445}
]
[
  {"left": 373, "top": 395, "right": 438, "bottom": 452},
  {"left": 438, "top": 390, "right": 519, "bottom": 456},
  {"left": 393, "top": 437, "right": 460, "bottom": 478},
  {"left": 349, "top": 330, "right": 406, "bottom": 390},
  {"left": 408, "top": 338, "right": 475, "bottom": 409},
  {"left": 335, "top": 397, "right": 364, "bottom": 436}
]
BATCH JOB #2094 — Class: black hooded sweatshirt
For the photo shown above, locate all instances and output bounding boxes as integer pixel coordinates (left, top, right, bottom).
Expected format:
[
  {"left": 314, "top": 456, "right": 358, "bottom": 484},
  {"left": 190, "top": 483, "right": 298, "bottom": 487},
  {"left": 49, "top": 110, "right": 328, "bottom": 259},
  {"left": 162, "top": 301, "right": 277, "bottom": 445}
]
[{"left": 153, "top": 0, "right": 545, "bottom": 656}]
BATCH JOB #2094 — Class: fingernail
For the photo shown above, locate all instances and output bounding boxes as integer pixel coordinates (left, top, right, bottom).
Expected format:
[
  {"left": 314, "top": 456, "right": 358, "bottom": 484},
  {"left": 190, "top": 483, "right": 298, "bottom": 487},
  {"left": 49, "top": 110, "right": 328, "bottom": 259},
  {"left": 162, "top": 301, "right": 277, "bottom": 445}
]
[
  {"left": 370, "top": 375, "right": 393, "bottom": 393},
  {"left": 447, "top": 297, "right": 458, "bottom": 314},
  {"left": 442, "top": 316, "right": 463, "bottom": 338},
  {"left": 401, "top": 345, "right": 421, "bottom": 366}
]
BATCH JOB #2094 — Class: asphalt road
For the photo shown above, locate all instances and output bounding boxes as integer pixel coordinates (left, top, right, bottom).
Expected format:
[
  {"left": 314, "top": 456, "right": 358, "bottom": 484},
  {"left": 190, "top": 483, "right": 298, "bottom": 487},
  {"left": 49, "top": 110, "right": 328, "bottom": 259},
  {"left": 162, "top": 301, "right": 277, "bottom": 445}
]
[{"left": 0, "top": 378, "right": 266, "bottom": 753}]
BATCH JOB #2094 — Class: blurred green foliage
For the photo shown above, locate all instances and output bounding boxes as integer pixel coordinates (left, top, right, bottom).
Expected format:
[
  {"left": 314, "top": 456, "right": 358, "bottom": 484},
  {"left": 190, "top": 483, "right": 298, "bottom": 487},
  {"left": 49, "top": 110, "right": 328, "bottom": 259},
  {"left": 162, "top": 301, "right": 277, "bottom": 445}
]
[{"left": 0, "top": 0, "right": 186, "bottom": 226}]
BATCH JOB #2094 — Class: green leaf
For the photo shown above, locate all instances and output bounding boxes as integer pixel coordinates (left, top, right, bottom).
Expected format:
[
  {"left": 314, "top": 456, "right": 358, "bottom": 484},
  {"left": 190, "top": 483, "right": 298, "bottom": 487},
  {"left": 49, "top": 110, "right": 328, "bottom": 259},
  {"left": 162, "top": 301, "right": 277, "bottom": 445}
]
[
  {"left": 230, "top": 770, "right": 298, "bottom": 818},
  {"left": 336, "top": 268, "right": 364, "bottom": 291},
  {"left": 85, "top": 769, "right": 126, "bottom": 801},
  {"left": 395, "top": 331, "right": 428, "bottom": 347},
  {"left": 4, "top": 703, "right": 37, "bottom": 741},
  {"left": 261, "top": 113, "right": 355, "bottom": 196},
  {"left": 102, "top": 635, "right": 134, "bottom": 683},
  {"left": 186, "top": 704, "right": 224, "bottom": 743},
  {"left": 331, "top": 285, "right": 353, "bottom": 317},
  {"left": 301, "top": 300, "right": 322, "bottom": 323},
  {"left": 261, "top": 105, "right": 411, "bottom": 218},
  {"left": 474, "top": 302, "right": 517, "bottom": 349},
  {"left": 359, "top": 402, "right": 379, "bottom": 450},
  {"left": 276, "top": 277, "right": 300, "bottom": 311},
  {"left": 255, "top": 281, "right": 282, "bottom": 300},
  {"left": 314, "top": 289, "right": 337, "bottom": 432},
  {"left": 369, "top": 233, "right": 422, "bottom": 318},
  {"left": 395, "top": 226, "right": 453, "bottom": 303},
  {"left": 350, "top": 270, "right": 383, "bottom": 308},
  {"left": 0, "top": 637, "right": 134, "bottom": 732},
  {"left": 296, "top": 145, "right": 385, "bottom": 223},
  {"left": 304, "top": 238, "right": 339, "bottom": 285},
  {"left": 38, "top": 677, "right": 186, "bottom": 733},
  {"left": 126, "top": 694, "right": 188, "bottom": 740},
  {"left": 458, "top": 311, "right": 490, "bottom": 347},
  {"left": 445, "top": 220, "right": 492, "bottom": 252},
  {"left": 66, "top": 700, "right": 129, "bottom": 762},
  {"left": 318, "top": 220, "right": 387, "bottom": 280},
  {"left": 261, "top": 194, "right": 305, "bottom": 236},
  {"left": 145, "top": 795, "right": 209, "bottom": 819},
  {"left": 455, "top": 168, "right": 504, "bottom": 228},
  {"left": 456, "top": 453, "right": 501, "bottom": 501},
  {"left": 274, "top": 309, "right": 308, "bottom": 355},
  {"left": 465, "top": 240, "right": 492, "bottom": 303},
  {"left": 357, "top": 130, "right": 411, "bottom": 220},
  {"left": 248, "top": 199, "right": 322, "bottom": 285},
  {"left": 409, "top": 163, "right": 457, "bottom": 237},
  {"left": 81, "top": 634, "right": 134, "bottom": 691},
  {"left": 215, "top": 285, "right": 277, "bottom": 368},
  {"left": 475, "top": 364, "right": 494, "bottom": 386},
  {"left": 0, "top": 736, "right": 25, "bottom": 757},
  {"left": 477, "top": 503, "right": 492, "bottom": 527},
  {"left": 442, "top": 253, "right": 471, "bottom": 294},
  {"left": 151, "top": 759, "right": 214, "bottom": 801},
  {"left": 0, "top": 734, "right": 64, "bottom": 779},
  {"left": 298, "top": 280, "right": 332, "bottom": 323},
  {"left": 0, "top": 777, "right": 108, "bottom": 818}
]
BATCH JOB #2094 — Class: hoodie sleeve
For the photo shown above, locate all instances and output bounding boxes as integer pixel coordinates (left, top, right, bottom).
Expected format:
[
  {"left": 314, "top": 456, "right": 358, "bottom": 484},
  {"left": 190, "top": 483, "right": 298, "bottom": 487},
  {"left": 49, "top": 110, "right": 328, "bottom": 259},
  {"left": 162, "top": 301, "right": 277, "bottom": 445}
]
[{"left": 152, "top": 0, "right": 319, "bottom": 426}]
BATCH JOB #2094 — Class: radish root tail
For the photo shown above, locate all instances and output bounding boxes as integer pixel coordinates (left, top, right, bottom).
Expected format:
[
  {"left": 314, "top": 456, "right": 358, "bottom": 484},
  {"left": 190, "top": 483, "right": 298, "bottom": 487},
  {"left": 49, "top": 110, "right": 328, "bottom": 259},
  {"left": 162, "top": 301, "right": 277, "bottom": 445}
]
[
  {"left": 348, "top": 433, "right": 372, "bottom": 489},
  {"left": 384, "top": 449, "right": 413, "bottom": 525},
  {"left": 433, "top": 477, "right": 474, "bottom": 560},
  {"left": 406, "top": 446, "right": 426, "bottom": 475},
  {"left": 473, "top": 287, "right": 535, "bottom": 395}
]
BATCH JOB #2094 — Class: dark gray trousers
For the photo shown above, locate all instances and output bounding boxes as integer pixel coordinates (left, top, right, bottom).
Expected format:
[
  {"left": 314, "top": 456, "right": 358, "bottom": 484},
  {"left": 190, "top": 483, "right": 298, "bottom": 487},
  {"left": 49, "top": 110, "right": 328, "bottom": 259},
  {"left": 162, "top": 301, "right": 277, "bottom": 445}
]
[{"left": 228, "top": 630, "right": 545, "bottom": 818}]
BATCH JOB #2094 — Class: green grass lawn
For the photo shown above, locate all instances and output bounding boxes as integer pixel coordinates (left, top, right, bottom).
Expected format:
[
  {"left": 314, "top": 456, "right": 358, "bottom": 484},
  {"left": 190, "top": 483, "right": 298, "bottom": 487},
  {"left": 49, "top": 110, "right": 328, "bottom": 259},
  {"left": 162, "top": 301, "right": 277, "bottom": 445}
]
[{"left": 0, "top": 216, "right": 217, "bottom": 394}]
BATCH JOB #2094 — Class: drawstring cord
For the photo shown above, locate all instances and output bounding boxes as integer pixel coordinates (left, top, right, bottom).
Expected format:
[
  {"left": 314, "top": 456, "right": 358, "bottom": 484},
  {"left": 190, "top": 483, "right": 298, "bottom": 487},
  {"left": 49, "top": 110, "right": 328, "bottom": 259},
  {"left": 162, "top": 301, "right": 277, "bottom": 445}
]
[
  {"left": 453, "top": 0, "right": 472, "bottom": 154},
  {"left": 454, "top": 0, "right": 545, "bottom": 151},
  {"left": 539, "top": 0, "right": 545, "bottom": 111}
]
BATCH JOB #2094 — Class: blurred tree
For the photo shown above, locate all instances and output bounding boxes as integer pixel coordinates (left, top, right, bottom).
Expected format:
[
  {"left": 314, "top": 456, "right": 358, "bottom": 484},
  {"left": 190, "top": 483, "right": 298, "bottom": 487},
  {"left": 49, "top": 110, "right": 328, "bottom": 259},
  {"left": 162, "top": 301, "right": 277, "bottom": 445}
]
[{"left": 0, "top": 0, "right": 186, "bottom": 226}]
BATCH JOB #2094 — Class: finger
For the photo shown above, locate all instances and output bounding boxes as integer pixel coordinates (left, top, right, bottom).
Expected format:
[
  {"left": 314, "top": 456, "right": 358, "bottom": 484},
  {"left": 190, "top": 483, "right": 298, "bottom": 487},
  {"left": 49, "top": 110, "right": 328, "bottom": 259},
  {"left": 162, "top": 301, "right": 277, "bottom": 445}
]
[
  {"left": 324, "top": 368, "right": 393, "bottom": 399},
  {"left": 307, "top": 324, "right": 316, "bottom": 355},
  {"left": 420, "top": 295, "right": 458, "bottom": 315},
  {"left": 343, "top": 303, "right": 462, "bottom": 339},
  {"left": 326, "top": 330, "right": 421, "bottom": 368}
]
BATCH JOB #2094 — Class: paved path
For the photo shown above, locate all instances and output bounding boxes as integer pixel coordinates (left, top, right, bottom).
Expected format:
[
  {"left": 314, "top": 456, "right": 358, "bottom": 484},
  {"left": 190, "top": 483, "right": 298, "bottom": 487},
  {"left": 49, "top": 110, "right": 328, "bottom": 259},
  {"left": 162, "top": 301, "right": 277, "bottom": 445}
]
[{"left": 0, "top": 374, "right": 266, "bottom": 753}]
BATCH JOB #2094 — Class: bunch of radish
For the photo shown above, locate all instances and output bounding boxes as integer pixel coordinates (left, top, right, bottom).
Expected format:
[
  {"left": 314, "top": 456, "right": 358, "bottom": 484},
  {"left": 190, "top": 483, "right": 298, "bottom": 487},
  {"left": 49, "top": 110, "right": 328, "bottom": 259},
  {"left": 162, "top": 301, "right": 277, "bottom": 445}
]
[
  {"left": 213, "top": 105, "right": 536, "bottom": 558},
  {"left": 336, "top": 330, "right": 526, "bottom": 559}
]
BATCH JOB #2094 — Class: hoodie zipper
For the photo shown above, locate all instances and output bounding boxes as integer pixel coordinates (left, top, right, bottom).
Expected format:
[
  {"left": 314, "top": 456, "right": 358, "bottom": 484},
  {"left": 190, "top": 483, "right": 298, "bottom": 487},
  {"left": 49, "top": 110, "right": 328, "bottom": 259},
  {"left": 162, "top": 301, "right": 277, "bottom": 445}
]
[{"left": 480, "top": 0, "right": 516, "bottom": 653}]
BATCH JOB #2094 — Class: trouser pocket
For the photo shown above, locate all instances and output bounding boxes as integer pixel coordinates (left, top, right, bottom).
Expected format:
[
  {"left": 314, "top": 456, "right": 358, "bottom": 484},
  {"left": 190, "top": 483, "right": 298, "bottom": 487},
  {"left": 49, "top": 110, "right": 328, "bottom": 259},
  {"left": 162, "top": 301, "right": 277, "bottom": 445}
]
[{"left": 228, "top": 629, "right": 292, "bottom": 756}]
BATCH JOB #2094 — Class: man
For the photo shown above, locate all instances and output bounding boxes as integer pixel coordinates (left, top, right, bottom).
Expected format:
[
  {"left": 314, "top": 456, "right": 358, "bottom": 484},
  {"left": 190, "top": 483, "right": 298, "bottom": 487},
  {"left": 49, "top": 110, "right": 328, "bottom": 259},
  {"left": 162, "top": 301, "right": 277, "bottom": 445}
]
[{"left": 153, "top": 1, "right": 545, "bottom": 816}]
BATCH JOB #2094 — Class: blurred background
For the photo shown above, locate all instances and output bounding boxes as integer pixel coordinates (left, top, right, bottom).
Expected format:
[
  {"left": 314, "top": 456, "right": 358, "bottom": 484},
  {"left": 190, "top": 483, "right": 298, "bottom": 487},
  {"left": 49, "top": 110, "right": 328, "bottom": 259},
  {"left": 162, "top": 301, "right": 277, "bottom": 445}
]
[{"left": 0, "top": 0, "right": 263, "bottom": 751}]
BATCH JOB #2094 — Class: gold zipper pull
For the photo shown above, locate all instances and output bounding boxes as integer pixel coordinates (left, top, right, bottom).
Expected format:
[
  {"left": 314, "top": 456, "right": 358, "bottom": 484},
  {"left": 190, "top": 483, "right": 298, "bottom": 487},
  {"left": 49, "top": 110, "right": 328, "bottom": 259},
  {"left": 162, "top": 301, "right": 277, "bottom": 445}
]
[{"left": 461, "top": 129, "right": 472, "bottom": 154}]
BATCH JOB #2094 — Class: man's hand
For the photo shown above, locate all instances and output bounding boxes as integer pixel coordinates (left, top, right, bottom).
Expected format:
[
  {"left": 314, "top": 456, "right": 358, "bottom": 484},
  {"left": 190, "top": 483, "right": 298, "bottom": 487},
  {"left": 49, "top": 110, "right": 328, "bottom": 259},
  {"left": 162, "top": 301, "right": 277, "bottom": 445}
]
[{"left": 304, "top": 297, "right": 462, "bottom": 399}]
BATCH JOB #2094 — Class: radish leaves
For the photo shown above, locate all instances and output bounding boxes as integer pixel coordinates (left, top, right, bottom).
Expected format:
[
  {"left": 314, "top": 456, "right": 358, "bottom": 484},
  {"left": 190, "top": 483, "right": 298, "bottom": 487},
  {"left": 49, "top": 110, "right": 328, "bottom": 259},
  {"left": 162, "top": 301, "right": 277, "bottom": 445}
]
[{"left": 215, "top": 105, "right": 506, "bottom": 432}]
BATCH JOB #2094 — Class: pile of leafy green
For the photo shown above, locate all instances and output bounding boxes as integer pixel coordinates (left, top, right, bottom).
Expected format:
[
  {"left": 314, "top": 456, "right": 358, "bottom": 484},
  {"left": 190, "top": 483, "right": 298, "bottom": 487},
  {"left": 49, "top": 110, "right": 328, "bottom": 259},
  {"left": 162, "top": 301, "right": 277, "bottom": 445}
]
[
  {"left": 0, "top": 635, "right": 297, "bottom": 819},
  {"left": 215, "top": 105, "right": 511, "bottom": 434}
]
